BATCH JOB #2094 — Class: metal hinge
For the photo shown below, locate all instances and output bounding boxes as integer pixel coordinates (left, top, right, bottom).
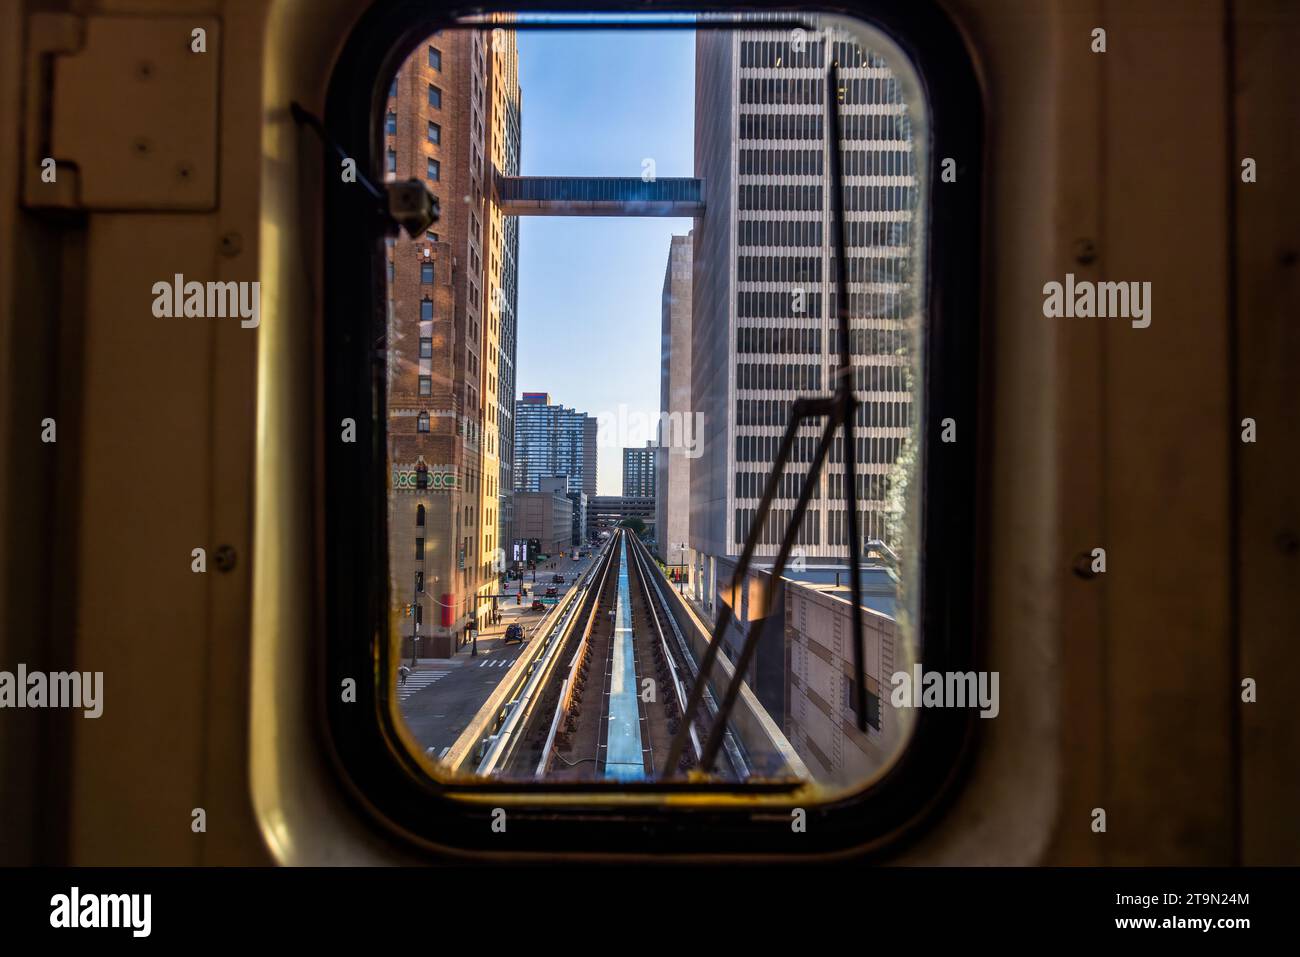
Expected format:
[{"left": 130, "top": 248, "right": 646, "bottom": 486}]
[{"left": 22, "top": 13, "right": 220, "bottom": 210}]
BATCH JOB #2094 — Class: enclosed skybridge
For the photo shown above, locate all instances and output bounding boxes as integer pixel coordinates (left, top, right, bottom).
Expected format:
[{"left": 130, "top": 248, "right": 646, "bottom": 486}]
[{"left": 493, "top": 174, "right": 704, "bottom": 217}]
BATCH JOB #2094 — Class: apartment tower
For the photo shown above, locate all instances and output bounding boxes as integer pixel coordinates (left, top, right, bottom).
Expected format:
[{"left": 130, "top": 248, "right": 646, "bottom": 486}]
[{"left": 513, "top": 393, "right": 599, "bottom": 497}]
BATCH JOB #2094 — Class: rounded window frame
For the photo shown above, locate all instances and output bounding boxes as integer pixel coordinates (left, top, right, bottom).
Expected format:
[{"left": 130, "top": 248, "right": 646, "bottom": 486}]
[{"left": 319, "top": 0, "right": 986, "bottom": 859}]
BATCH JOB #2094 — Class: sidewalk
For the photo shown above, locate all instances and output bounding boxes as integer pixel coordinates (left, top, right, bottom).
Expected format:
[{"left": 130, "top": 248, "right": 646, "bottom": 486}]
[{"left": 419, "top": 551, "right": 599, "bottom": 660}]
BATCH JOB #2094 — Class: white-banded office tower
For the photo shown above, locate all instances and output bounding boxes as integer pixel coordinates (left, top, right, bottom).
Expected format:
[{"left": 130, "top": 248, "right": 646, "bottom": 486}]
[{"left": 690, "top": 24, "right": 918, "bottom": 609}]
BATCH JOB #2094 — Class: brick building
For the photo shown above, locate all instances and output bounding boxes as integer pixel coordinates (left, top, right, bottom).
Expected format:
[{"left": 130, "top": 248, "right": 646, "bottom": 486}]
[{"left": 384, "top": 26, "right": 521, "bottom": 657}]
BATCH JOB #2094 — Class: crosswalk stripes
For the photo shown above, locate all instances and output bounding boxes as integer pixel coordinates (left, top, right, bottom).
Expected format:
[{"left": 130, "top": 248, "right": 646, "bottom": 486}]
[
  {"left": 397, "top": 668, "right": 450, "bottom": 700},
  {"left": 477, "top": 658, "right": 512, "bottom": 668}
]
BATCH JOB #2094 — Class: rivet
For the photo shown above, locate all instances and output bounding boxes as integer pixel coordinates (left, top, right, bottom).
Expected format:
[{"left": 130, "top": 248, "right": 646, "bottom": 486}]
[
  {"left": 1074, "top": 238, "right": 1098, "bottom": 266},
  {"left": 1071, "top": 551, "right": 1097, "bottom": 580},
  {"left": 219, "top": 232, "right": 243, "bottom": 257},
  {"left": 215, "top": 545, "right": 237, "bottom": 573}
]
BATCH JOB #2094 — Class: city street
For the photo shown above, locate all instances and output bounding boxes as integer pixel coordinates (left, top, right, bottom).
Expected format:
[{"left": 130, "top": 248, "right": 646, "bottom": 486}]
[{"left": 398, "top": 550, "right": 599, "bottom": 758}]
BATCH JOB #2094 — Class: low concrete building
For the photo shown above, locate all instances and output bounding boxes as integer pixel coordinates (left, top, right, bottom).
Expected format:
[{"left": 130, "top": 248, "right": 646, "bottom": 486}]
[
  {"left": 783, "top": 581, "right": 911, "bottom": 789},
  {"left": 540, "top": 475, "right": 585, "bottom": 547},
  {"left": 511, "top": 489, "right": 575, "bottom": 557},
  {"left": 701, "top": 557, "right": 908, "bottom": 788}
]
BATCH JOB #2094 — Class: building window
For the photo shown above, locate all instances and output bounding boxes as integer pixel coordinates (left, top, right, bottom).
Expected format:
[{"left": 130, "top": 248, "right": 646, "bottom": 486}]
[
  {"left": 415, "top": 537, "right": 425, "bottom": 560},
  {"left": 386, "top": 261, "right": 394, "bottom": 283},
  {"left": 417, "top": 412, "right": 430, "bottom": 433},
  {"left": 427, "top": 158, "right": 440, "bottom": 182},
  {"left": 426, "top": 230, "right": 438, "bottom": 242},
  {"left": 419, "top": 376, "right": 432, "bottom": 396},
  {"left": 420, "top": 337, "right": 433, "bottom": 358},
  {"left": 386, "top": 149, "right": 396, "bottom": 172},
  {"left": 386, "top": 112, "right": 396, "bottom": 135},
  {"left": 389, "top": 78, "right": 396, "bottom": 97},
  {"left": 416, "top": 504, "right": 425, "bottom": 527},
  {"left": 428, "top": 84, "right": 441, "bottom": 108},
  {"left": 428, "top": 46, "right": 441, "bottom": 70},
  {"left": 421, "top": 264, "right": 434, "bottom": 285},
  {"left": 428, "top": 121, "right": 440, "bottom": 145}
]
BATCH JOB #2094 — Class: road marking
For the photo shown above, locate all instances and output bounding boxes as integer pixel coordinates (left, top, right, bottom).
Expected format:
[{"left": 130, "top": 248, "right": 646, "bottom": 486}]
[{"left": 397, "top": 669, "right": 451, "bottom": 700}]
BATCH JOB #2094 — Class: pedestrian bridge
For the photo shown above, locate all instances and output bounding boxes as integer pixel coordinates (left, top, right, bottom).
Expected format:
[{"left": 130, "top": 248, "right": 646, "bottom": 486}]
[{"left": 494, "top": 174, "right": 704, "bottom": 217}]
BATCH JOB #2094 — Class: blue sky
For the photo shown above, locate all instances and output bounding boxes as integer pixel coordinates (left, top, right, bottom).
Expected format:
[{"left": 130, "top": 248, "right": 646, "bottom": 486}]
[{"left": 515, "top": 29, "right": 695, "bottom": 495}]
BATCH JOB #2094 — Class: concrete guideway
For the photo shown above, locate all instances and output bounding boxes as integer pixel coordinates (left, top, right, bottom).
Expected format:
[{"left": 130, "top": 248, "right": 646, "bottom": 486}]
[{"left": 603, "top": 534, "right": 646, "bottom": 781}]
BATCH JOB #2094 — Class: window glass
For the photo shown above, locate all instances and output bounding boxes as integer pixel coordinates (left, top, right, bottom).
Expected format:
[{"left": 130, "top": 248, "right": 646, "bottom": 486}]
[{"left": 378, "top": 13, "right": 928, "bottom": 799}]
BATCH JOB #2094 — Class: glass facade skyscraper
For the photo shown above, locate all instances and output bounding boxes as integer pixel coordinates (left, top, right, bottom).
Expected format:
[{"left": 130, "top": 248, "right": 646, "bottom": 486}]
[{"left": 513, "top": 392, "right": 598, "bottom": 497}]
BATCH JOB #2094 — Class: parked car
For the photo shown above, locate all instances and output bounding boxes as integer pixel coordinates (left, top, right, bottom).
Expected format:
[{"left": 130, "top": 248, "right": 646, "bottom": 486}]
[{"left": 502, "top": 623, "right": 525, "bottom": 645}]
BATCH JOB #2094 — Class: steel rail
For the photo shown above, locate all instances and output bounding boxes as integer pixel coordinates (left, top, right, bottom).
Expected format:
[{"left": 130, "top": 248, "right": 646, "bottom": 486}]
[
  {"left": 473, "top": 537, "right": 616, "bottom": 776},
  {"left": 535, "top": 535, "right": 620, "bottom": 776},
  {"left": 626, "top": 533, "right": 705, "bottom": 771}
]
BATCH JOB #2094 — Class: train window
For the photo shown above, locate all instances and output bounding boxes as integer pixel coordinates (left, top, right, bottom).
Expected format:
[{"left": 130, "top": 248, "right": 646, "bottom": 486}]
[{"left": 322, "top": 5, "right": 982, "bottom": 855}]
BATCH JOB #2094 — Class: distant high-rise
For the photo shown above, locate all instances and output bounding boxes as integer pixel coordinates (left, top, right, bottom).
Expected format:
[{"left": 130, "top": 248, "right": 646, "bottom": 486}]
[
  {"left": 623, "top": 442, "right": 657, "bottom": 498},
  {"left": 691, "top": 26, "right": 917, "bottom": 610},
  {"left": 513, "top": 393, "right": 598, "bottom": 497},
  {"left": 657, "top": 232, "right": 693, "bottom": 567}
]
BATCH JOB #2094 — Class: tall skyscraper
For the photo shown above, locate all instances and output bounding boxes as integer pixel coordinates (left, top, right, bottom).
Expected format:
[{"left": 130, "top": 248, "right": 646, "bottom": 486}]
[
  {"left": 384, "top": 26, "right": 521, "bottom": 655},
  {"left": 622, "top": 442, "right": 657, "bottom": 498},
  {"left": 691, "top": 26, "right": 917, "bottom": 610},
  {"left": 513, "top": 393, "right": 598, "bottom": 497},
  {"left": 657, "top": 232, "right": 694, "bottom": 567},
  {"left": 487, "top": 27, "right": 523, "bottom": 569}
]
